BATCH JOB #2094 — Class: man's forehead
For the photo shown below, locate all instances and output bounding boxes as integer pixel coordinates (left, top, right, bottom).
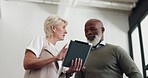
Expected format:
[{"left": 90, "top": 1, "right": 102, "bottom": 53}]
[{"left": 85, "top": 22, "right": 101, "bottom": 27}]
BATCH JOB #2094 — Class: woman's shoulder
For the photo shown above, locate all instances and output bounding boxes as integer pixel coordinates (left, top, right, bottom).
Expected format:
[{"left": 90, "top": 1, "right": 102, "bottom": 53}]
[
  {"left": 31, "top": 35, "right": 46, "bottom": 43},
  {"left": 34, "top": 35, "right": 44, "bottom": 40}
]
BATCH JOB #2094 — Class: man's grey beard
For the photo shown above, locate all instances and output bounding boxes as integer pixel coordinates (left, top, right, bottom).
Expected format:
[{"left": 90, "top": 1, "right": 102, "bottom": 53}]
[{"left": 87, "top": 35, "right": 101, "bottom": 46}]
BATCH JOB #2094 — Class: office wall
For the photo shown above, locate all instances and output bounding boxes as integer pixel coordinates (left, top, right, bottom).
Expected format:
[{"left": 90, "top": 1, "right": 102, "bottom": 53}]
[
  {"left": 0, "top": 1, "right": 57, "bottom": 78},
  {"left": 0, "top": 1, "right": 129, "bottom": 78}
]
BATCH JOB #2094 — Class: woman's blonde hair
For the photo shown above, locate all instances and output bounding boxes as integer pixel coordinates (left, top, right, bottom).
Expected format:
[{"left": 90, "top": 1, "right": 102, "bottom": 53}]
[{"left": 44, "top": 15, "right": 68, "bottom": 37}]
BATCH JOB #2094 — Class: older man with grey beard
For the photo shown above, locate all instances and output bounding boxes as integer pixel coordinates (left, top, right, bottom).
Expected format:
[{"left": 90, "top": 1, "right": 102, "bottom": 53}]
[{"left": 75, "top": 19, "right": 143, "bottom": 78}]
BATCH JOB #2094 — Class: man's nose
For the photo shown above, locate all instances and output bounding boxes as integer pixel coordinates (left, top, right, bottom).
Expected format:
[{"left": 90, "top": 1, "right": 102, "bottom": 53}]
[{"left": 86, "top": 30, "right": 92, "bottom": 35}]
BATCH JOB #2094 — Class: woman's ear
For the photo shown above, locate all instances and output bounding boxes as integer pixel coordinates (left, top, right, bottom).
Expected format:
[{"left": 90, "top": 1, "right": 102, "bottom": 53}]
[{"left": 51, "top": 25, "right": 56, "bottom": 32}]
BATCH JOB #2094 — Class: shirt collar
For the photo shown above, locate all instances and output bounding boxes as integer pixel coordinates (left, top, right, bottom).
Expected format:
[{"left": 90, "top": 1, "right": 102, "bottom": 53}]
[
  {"left": 48, "top": 42, "right": 56, "bottom": 50},
  {"left": 91, "top": 41, "right": 105, "bottom": 49},
  {"left": 48, "top": 41, "right": 58, "bottom": 54}
]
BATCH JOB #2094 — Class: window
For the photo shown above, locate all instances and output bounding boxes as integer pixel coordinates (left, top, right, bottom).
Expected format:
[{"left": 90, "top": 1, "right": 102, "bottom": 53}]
[
  {"left": 131, "top": 27, "right": 143, "bottom": 75},
  {"left": 129, "top": 14, "right": 148, "bottom": 78},
  {"left": 141, "top": 15, "right": 148, "bottom": 76}
]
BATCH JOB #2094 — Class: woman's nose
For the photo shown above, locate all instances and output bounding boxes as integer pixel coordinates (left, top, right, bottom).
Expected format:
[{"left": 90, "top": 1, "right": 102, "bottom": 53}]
[{"left": 65, "top": 30, "right": 67, "bottom": 34}]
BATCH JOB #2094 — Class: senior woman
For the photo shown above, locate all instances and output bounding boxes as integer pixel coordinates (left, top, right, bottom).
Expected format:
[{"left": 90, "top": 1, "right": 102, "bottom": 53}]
[{"left": 23, "top": 15, "right": 82, "bottom": 78}]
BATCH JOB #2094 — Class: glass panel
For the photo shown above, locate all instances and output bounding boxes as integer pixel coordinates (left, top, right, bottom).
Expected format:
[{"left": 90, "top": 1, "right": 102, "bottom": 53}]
[
  {"left": 141, "top": 14, "right": 148, "bottom": 76},
  {"left": 131, "top": 27, "right": 143, "bottom": 75}
]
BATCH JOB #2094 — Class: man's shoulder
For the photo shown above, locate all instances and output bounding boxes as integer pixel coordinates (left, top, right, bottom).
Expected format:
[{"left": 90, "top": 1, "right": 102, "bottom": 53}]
[
  {"left": 105, "top": 43, "right": 122, "bottom": 49},
  {"left": 105, "top": 43, "right": 118, "bottom": 47},
  {"left": 105, "top": 43, "right": 127, "bottom": 53}
]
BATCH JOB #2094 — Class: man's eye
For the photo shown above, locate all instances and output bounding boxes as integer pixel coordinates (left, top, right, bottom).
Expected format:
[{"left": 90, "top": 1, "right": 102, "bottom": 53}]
[
  {"left": 85, "top": 30, "right": 88, "bottom": 33},
  {"left": 91, "top": 28, "right": 97, "bottom": 31}
]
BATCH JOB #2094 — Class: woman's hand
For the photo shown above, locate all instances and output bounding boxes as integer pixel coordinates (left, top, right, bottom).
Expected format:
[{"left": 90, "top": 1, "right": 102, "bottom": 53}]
[
  {"left": 56, "top": 44, "right": 68, "bottom": 61},
  {"left": 66, "top": 58, "right": 83, "bottom": 74}
]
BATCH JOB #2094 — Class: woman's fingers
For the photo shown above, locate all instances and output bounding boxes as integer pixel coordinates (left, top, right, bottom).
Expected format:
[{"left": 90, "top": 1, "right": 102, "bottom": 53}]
[
  {"left": 58, "top": 44, "right": 68, "bottom": 60},
  {"left": 70, "top": 58, "right": 83, "bottom": 71},
  {"left": 67, "top": 58, "right": 83, "bottom": 74},
  {"left": 63, "top": 44, "right": 68, "bottom": 49},
  {"left": 74, "top": 58, "right": 78, "bottom": 70},
  {"left": 77, "top": 58, "right": 82, "bottom": 71},
  {"left": 71, "top": 60, "right": 74, "bottom": 67},
  {"left": 75, "top": 58, "right": 82, "bottom": 71},
  {"left": 61, "top": 44, "right": 68, "bottom": 52}
]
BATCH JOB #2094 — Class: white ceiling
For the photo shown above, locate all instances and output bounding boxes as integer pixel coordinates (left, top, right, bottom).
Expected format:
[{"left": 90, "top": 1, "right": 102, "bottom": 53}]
[
  {"left": 14, "top": 0, "right": 138, "bottom": 11},
  {"left": 74, "top": 0, "right": 138, "bottom": 11},
  {"left": 1, "top": 0, "right": 139, "bottom": 16}
]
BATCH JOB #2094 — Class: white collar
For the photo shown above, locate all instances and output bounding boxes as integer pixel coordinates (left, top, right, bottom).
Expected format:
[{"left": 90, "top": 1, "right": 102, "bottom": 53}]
[
  {"left": 100, "top": 41, "right": 105, "bottom": 45},
  {"left": 92, "top": 41, "right": 106, "bottom": 49},
  {"left": 48, "top": 42, "right": 57, "bottom": 51}
]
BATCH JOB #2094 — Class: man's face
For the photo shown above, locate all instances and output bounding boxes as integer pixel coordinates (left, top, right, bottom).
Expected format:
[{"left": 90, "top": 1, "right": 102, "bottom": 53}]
[{"left": 84, "top": 22, "right": 103, "bottom": 44}]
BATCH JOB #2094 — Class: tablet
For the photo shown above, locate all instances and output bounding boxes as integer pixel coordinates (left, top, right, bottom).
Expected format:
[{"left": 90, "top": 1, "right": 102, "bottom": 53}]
[{"left": 62, "top": 40, "right": 92, "bottom": 67}]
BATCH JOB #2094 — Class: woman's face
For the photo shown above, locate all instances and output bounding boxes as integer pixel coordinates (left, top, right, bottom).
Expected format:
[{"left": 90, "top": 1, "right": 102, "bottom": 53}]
[{"left": 54, "top": 21, "right": 67, "bottom": 41}]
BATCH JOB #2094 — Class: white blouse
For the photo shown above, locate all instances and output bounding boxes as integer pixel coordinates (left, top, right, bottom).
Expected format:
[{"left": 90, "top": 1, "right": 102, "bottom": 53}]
[{"left": 24, "top": 35, "right": 66, "bottom": 78}]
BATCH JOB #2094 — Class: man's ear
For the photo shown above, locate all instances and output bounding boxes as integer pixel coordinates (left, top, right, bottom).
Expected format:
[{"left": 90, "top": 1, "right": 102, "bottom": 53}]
[
  {"left": 101, "top": 27, "right": 105, "bottom": 32},
  {"left": 51, "top": 25, "right": 56, "bottom": 32}
]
